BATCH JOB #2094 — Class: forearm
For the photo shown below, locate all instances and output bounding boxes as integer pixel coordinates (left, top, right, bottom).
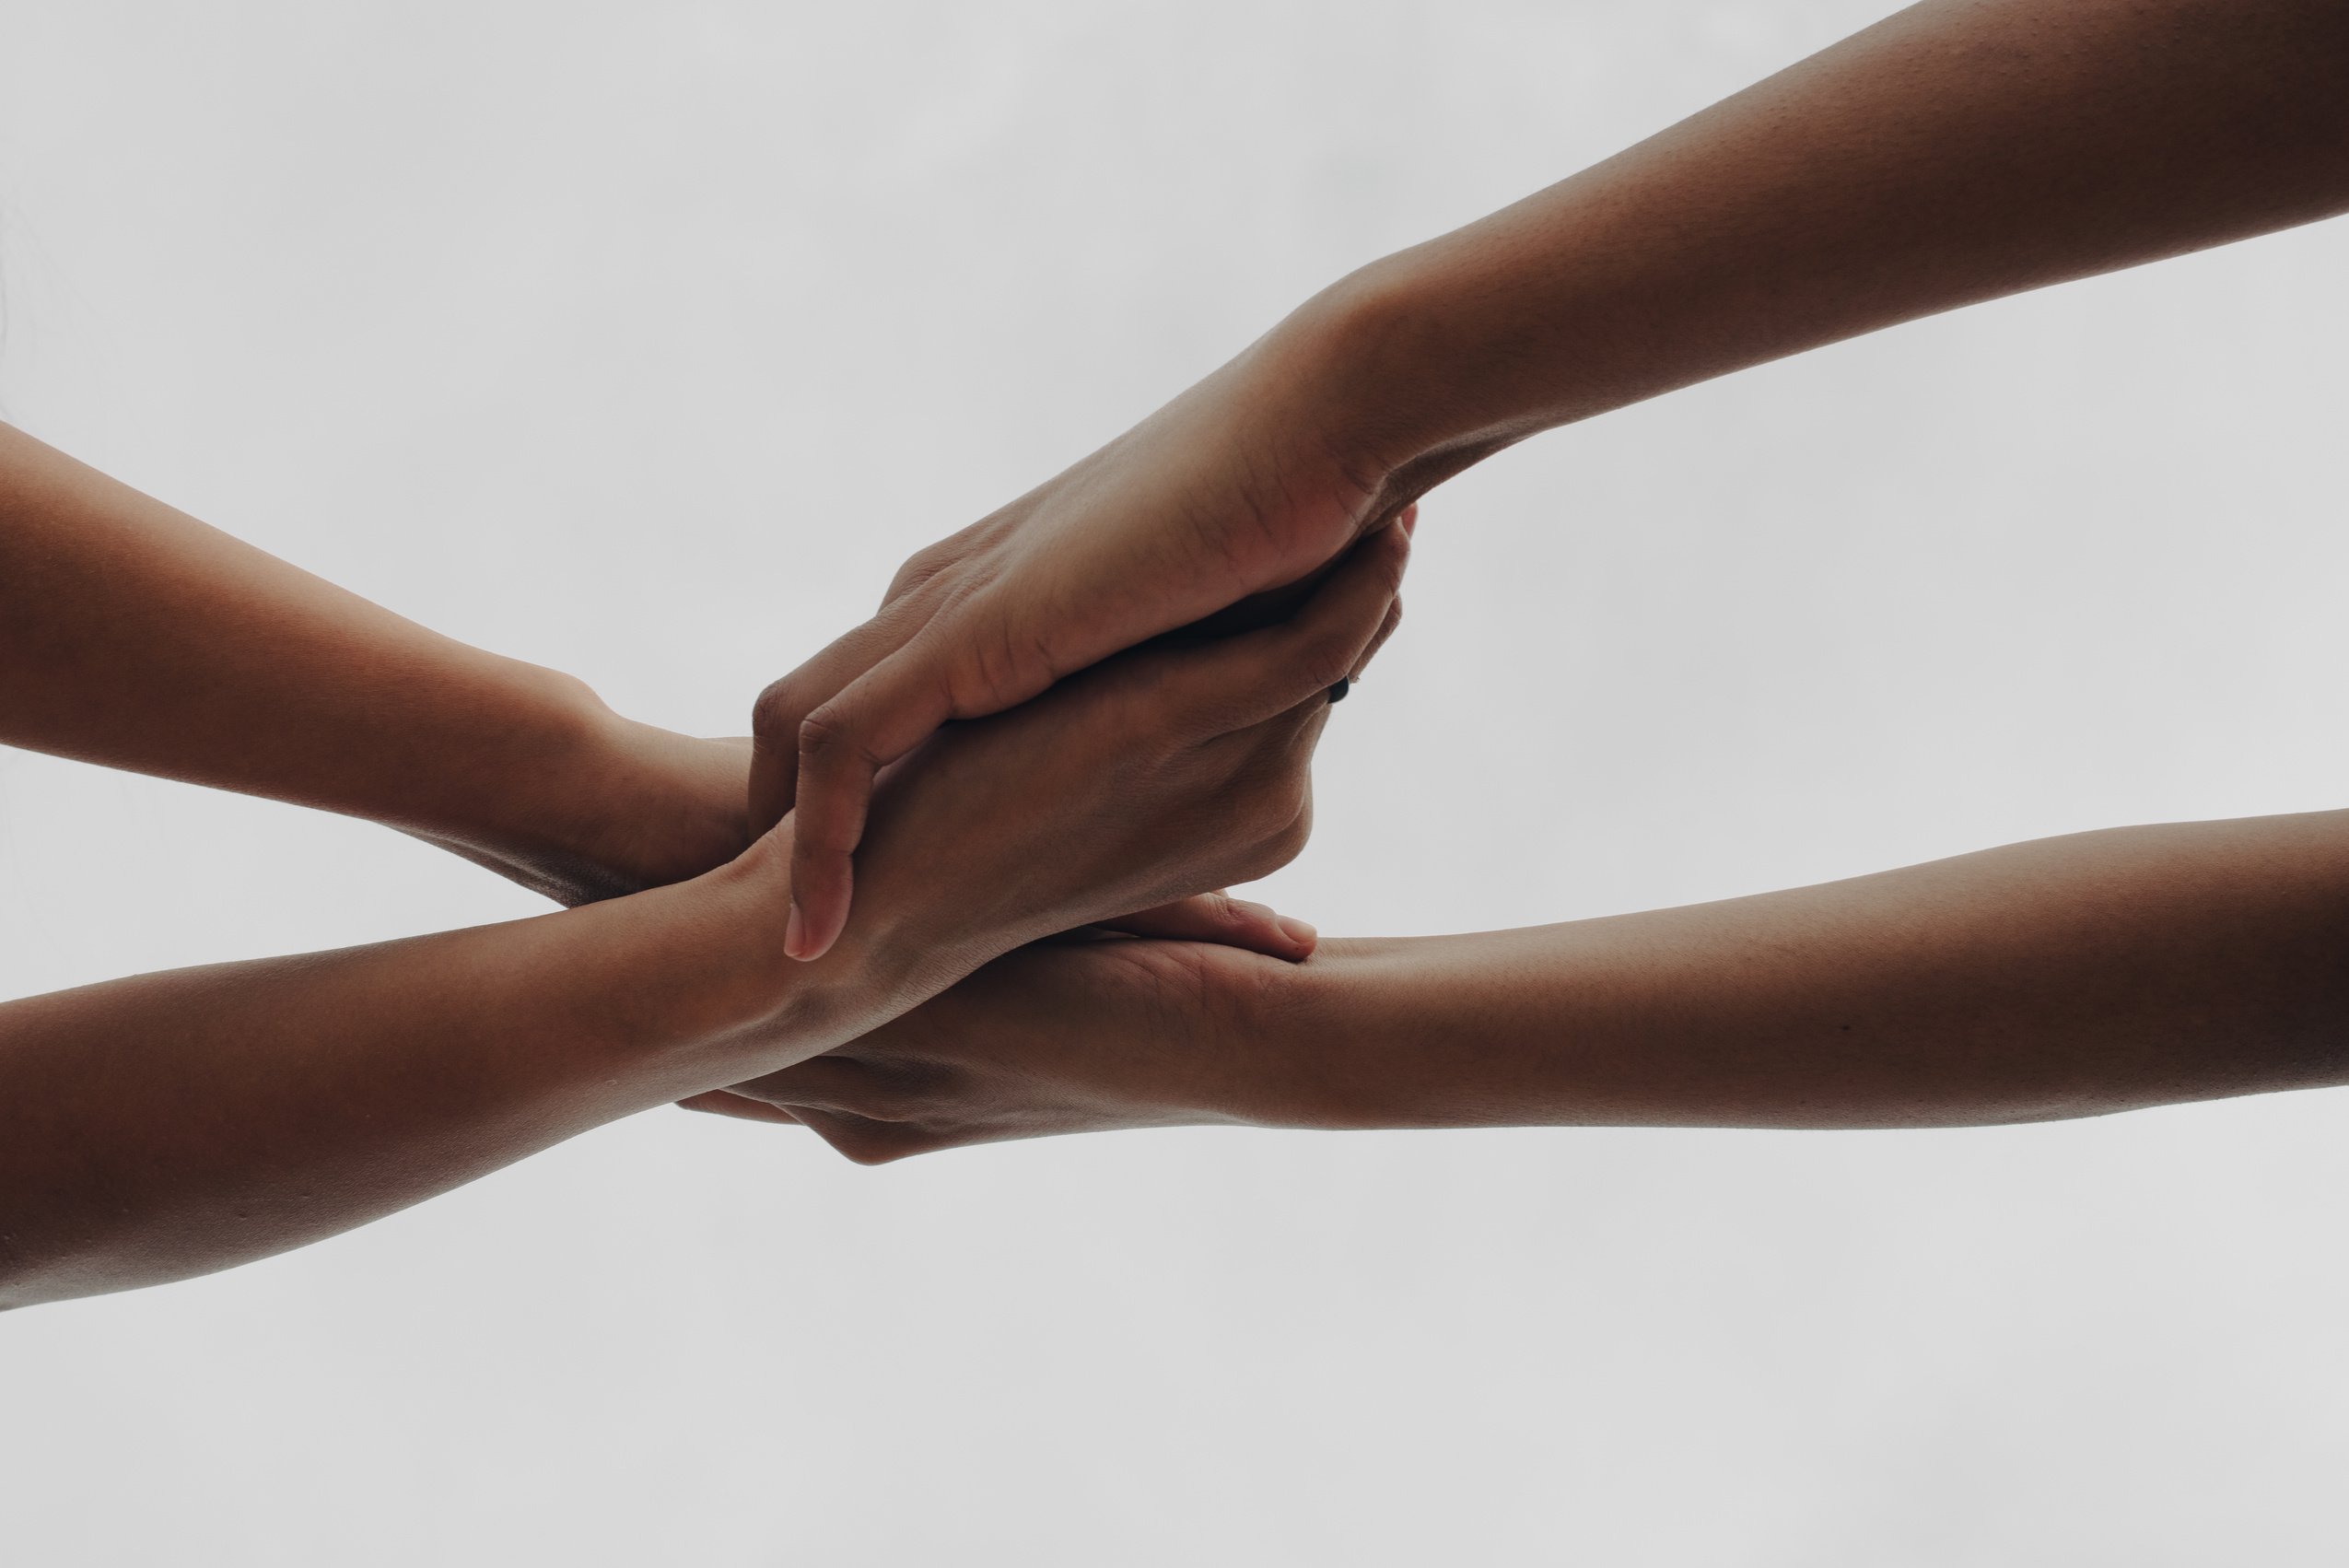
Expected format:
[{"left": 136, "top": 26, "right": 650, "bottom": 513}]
[
  {"left": 0, "top": 836, "right": 847, "bottom": 1308},
  {"left": 0, "top": 422, "right": 743, "bottom": 900},
  {"left": 1255, "top": 811, "right": 2349, "bottom": 1131},
  {"left": 1291, "top": 0, "right": 2349, "bottom": 487}
]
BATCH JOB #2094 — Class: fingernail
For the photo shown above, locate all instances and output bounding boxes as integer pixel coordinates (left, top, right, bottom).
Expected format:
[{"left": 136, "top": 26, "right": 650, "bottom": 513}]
[
  {"left": 784, "top": 903, "right": 810, "bottom": 960},
  {"left": 1276, "top": 916, "right": 1319, "bottom": 951}
]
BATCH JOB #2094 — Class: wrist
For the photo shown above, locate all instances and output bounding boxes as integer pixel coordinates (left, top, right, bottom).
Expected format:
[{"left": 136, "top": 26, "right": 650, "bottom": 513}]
[
  {"left": 632, "top": 830, "right": 889, "bottom": 1088},
  {"left": 1265, "top": 254, "right": 1516, "bottom": 511},
  {"left": 1273, "top": 212, "right": 1664, "bottom": 516},
  {"left": 1213, "top": 938, "right": 1432, "bottom": 1131},
  {"left": 1196, "top": 940, "right": 1364, "bottom": 1130},
  {"left": 558, "top": 709, "right": 754, "bottom": 896},
  {"left": 693, "top": 825, "right": 947, "bottom": 1071},
  {"left": 425, "top": 664, "right": 753, "bottom": 906}
]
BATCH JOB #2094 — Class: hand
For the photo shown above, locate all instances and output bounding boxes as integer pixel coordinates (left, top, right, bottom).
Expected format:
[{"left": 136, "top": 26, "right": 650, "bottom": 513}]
[
  {"left": 680, "top": 933, "right": 1298, "bottom": 1162},
  {"left": 390, "top": 689, "right": 1322, "bottom": 947},
  {"left": 794, "top": 519, "right": 1410, "bottom": 1022},
  {"left": 750, "top": 298, "right": 1421, "bottom": 961}
]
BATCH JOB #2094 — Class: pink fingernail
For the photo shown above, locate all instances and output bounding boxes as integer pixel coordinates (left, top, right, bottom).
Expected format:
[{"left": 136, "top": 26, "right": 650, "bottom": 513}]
[
  {"left": 1276, "top": 916, "right": 1319, "bottom": 952},
  {"left": 784, "top": 903, "right": 810, "bottom": 960}
]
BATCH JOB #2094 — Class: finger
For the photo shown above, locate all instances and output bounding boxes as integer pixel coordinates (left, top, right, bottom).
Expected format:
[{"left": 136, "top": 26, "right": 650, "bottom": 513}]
[
  {"left": 1095, "top": 891, "right": 1316, "bottom": 959},
  {"left": 1161, "top": 520, "right": 1410, "bottom": 736},
  {"left": 683, "top": 1092, "right": 923, "bottom": 1165},
  {"left": 676, "top": 1090, "right": 803, "bottom": 1126},
  {"left": 786, "top": 614, "right": 1037, "bottom": 960},
  {"left": 1352, "top": 595, "right": 1405, "bottom": 681},
  {"left": 748, "top": 602, "right": 941, "bottom": 833},
  {"left": 789, "top": 1106, "right": 932, "bottom": 1166},
  {"left": 745, "top": 733, "right": 795, "bottom": 841},
  {"left": 718, "top": 1054, "right": 889, "bottom": 1115}
]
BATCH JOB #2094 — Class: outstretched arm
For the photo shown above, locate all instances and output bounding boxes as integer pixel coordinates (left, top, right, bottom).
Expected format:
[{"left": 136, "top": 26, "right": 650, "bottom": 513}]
[
  {"left": 0, "top": 840, "right": 804, "bottom": 1309},
  {"left": 1329, "top": 0, "right": 2349, "bottom": 486},
  {"left": 0, "top": 420, "right": 1315, "bottom": 954},
  {"left": 0, "top": 525, "right": 1406, "bottom": 1306},
  {"left": 756, "top": 0, "right": 2349, "bottom": 959},
  {"left": 0, "top": 420, "right": 749, "bottom": 904},
  {"left": 700, "top": 809, "right": 2349, "bottom": 1158}
]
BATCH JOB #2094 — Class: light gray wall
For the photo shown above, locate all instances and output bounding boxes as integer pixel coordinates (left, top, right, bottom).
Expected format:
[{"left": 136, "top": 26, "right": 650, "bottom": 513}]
[{"left": 5, "top": 2, "right": 2348, "bottom": 1562}]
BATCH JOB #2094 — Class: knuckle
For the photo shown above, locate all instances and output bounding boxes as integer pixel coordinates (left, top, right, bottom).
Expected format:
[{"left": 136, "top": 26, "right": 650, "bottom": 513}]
[
  {"left": 855, "top": 1135, "right": 941, "bottom": 1166},
  {"left": 1296, "top": 626, "right": 1360, "bottom": 690},
  {"left": 827, "top": 1120, "right": 909, "bottom": 1166},
  {"left": 885, "top": 540, "right": 956, "bottom": 603},
  {"left": 950, "top": 609, "right": 1058, "bottom": 715},
  {"left": 750, "top": 678, "right": 802, "bottom": 743},
  {"left": 818, "top": 1109, "right": 939, "bottom": 1166},
  {"left": 1199, "top": 891, "right": 1245, "bottom": 930},
  {"left": 1264, "top": 810, "right": 1311, "bottom": 870},
  {"left": 1252, "top": 787, "right": 1313, "bottom": 868},
  {"left": 1226, "top": 765, "right": 1311, "bottom": 874},
  {"left": 796, "top": 706, "right": 861, "bottom": 766}
]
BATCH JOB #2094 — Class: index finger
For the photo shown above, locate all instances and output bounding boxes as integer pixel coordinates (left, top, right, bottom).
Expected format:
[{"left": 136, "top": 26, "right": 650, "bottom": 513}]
[
  {"left": 748, "top": 608, "right": 923, "bottom": 833},
  {"left": 782, "top": 620, "right": 1002, "bottom": 960}
]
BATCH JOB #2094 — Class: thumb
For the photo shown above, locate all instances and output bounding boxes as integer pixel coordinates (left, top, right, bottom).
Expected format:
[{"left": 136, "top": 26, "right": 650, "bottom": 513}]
[{"left": 1092, "top": 892, "right": 1318, "bottom": 960}]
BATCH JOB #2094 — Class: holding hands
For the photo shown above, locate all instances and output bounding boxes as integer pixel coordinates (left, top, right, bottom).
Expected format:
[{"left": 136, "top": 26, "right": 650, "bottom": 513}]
[
  {"left": 0, "top": 427, "right": 1403, "bottom": 1304},
  {"left": 684, "top": 935, "right": 1297, "bottom": 1164},
  {"left": 751, "top": 310, "right": 1425, "bottom": 962},
  {"left": 791, "top": 517, "right": 1409, "bottom": 1015},
  {"left": 14, "top": 0, "right": 2349, "bottom": 1305}
]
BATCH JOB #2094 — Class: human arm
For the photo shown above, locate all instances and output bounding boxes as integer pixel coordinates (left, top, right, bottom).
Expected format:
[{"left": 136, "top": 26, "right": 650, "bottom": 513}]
[
  {"left": 757, "top": 0, "right": 2349, "bottom": 958},
  {"left": 0, "top": 523, "right": 1406, "bottom": 1306},
  {"left": 694, "top": 808, "right": 2349, "bottom": 1158},
  {"left": 0, "top": 419, "right": 1308, "bottom": 952},
  {"left": 0, "top": 419, "right": 750, "bottom": 904},
  {"left": 0, "top": 844, "right": 800, "bottom": 1308}
]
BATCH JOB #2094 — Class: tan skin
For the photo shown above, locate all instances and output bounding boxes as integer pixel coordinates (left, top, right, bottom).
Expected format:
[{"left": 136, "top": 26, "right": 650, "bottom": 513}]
[
  {"left": 708, "top": 0, "right": 2349, "bottom": 1146},
  {"left": 0, "top": 424, "right": 754, "bottom": 909},
  {"left": 696, "top": 813, "right": 2349, "bottom": 1159},
  {"left": 0, "top": 424, "right": 1315, "bottom": 953},
  {"left": 14, "top": 0, "right": 2349, "bottom": 1289},
  {"left": 0, "top": 426, "right": 1404, "bottom": 1307},
  {"left": 758, "top": 0, "right": 2349, "bottom": 962}
]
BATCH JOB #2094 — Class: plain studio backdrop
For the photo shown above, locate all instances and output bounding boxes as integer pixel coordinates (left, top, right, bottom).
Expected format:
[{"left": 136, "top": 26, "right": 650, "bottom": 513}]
[{"left": 4, "top": 2, "right": 2347, "bottom": 1562}]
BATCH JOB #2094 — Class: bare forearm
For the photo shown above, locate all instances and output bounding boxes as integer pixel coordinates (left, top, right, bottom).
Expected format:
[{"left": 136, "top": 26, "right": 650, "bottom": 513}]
[
  {"left": 0, "top": 422, "right": 745, "bottom": 900},
  {"left": 1300, "top": 0, "right": 2349, "bottom": 486},
  {"left": 1256, "top": 4, "right": 2349, "bottom": 1117},
  {"left": 1261, "top": 812, "right": 2349, "bottom": 1131},
  {"left": 0, "top": 840, "right": 837, "bottom": 1308}
]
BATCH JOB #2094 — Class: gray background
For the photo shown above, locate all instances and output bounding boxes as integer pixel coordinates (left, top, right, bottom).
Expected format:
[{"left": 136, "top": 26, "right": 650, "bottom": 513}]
[{"left": 4, "top": 2, "right": 2347, "bottom": 1562}]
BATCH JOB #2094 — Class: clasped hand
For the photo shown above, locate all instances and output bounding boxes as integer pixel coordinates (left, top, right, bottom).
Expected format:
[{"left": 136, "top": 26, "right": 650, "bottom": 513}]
[{"left": 702, "top": 516, "right": 1408, "bottom": 1109}]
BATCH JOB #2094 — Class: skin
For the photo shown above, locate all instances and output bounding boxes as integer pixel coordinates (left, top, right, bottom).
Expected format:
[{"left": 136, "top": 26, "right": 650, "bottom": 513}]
[
  {"left": 17, "top": 0, "right": 2346, "bottom": 1285},
  {"left": 0, "top": 422, "right": 1310, "bottom": 950},
  {"left": 0, "top": 431, "right": 1404, "bottom": 1306},
  {"left": 695, "top": 812, "right": 2349, "bottom": 1160},
  {"left": 0, "top": 422, "right": 751, "bottom": 907},
  {"left": 755, "top": 0, "right": 2349, "bottom": 961}
]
